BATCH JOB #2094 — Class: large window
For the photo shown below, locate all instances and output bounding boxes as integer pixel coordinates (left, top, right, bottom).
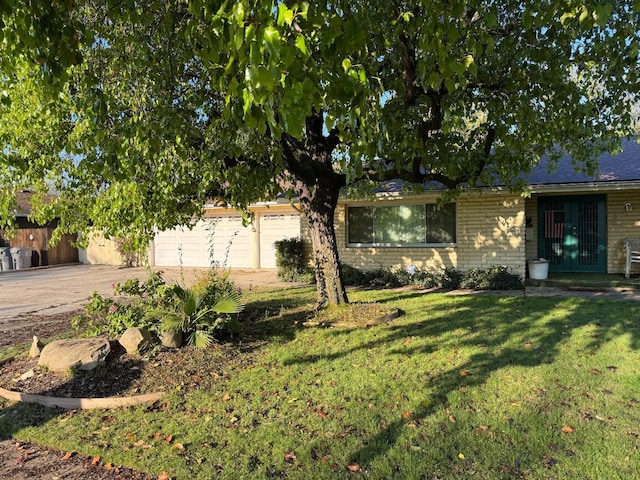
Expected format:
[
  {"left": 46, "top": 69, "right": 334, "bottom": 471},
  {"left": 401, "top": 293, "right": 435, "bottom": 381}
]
[{"left": 347, "top": 203, "right": 456, "bottom": 246}]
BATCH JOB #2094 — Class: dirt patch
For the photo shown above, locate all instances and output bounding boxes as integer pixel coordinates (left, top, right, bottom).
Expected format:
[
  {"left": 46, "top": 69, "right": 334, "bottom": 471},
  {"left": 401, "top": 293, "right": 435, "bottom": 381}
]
[
  {"left": 0, "top": 309, "right": 265, "bottom": 480},
  {"left": 0, "top": 439, "right": 154, "bottom": 480}
]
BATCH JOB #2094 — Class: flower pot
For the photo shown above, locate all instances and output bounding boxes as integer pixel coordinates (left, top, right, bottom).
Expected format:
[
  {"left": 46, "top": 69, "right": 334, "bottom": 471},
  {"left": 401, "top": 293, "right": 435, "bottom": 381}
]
[{"left": 528, "top": 258, "right": 549, "bottom": 280}]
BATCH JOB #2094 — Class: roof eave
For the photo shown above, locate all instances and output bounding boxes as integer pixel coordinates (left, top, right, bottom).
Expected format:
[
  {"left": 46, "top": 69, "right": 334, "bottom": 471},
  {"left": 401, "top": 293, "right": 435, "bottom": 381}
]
[{"left": 528, "top": 180, "right": 640, "bottom": 194}]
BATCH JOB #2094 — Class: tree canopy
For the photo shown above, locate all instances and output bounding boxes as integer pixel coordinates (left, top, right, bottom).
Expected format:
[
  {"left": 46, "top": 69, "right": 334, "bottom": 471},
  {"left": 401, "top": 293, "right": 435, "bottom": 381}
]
[{"left": 1, "top": 1, "right": 639, "bottom": 306}]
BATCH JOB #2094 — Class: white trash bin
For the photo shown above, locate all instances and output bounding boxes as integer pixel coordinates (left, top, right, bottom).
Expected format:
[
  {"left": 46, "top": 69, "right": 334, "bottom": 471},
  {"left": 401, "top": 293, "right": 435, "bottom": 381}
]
[{"left": 528, "top": 258, "right": 549, "bottom": 280}]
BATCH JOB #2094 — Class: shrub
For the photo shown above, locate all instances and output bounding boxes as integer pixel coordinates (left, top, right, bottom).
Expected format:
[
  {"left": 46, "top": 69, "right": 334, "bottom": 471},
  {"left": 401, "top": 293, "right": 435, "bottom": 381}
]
[
  {"left": 461, "top": 266, "right": 523, "bottom": 290},
  {"left": 145, "top": 284, "right": 244, "bottom": 348},
  {"left": 441, "top": 267, "right": 463, "bottom": 289},
  {"left": 340, "top": 263, "right": 366, "bottom": 286},
  {"left": 363, "top": 269, "right": 401, "bottom": 288},
  {"left": 412, "top": 269, "right": 446, "bottom": 288},
  {"left": 274, "top": 237, "right": 307, "bottom": 281}
]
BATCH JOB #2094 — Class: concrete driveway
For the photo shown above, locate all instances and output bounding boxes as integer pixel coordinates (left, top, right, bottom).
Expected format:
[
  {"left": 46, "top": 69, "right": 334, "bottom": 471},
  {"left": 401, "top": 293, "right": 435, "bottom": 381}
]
[{"left": 0, "top": 265, "right": 284, "bottom": 328}]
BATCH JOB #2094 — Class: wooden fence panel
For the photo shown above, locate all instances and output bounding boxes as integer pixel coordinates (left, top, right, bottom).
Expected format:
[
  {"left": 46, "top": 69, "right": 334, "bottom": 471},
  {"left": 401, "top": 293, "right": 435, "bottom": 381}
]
[{"left": 0, "top": 228, "right": 78, "bottom": 266}]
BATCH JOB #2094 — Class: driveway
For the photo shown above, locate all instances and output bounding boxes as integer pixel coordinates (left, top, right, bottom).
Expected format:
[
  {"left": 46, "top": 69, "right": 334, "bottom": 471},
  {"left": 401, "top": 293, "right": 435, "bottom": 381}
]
[{"left": 0, "top": 265, "right": 284, "bottom": 329}]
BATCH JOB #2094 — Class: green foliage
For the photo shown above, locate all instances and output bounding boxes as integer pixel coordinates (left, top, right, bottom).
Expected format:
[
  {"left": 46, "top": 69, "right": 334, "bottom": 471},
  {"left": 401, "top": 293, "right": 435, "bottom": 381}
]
[
  {"left": 340, "top": 263, "right": 367, "bottom": 286},
  {"left": 71, "top": 290, "right": 152, "bottom": 338},
  {"left": 340, "top": 264, "right": 521, "bottom": 291},
  {"left": 274, "top": 237, "right": 308, "bottom": 282},
  {"left": 2, "top": 0, "right": 639, "bottom": 308},
  {"left": 145, "top": 281, "right": 245, "bottom": 348},
  {"left": 461, "top": 266, "right": 524, "bottom": 290}
]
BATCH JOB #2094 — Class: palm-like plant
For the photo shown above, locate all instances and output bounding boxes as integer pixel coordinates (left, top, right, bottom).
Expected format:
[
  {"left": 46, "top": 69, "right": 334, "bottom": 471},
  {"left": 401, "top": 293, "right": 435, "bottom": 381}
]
[{"left": 146, "top": 285, "right": 244, "bottom": 348}]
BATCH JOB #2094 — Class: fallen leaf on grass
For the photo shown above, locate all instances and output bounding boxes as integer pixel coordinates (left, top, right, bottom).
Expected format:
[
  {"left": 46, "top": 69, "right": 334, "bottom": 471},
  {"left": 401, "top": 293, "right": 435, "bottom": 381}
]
[
  {"left": 222, "top": 394, "right": 232, "bottom": 401},
  {"left": 476, "top": 425, "right": 494, "bottom": 437},
  {"left": 132, "top": 440, "right": 145, "bottom": 447},
  {"left": 448, "top": 415, "right": 456, "bottom": 423},
  {"left": 158, "top": 472, "right": 172, "bottom": 480},
  {"left": 460, "top": 370, "right": 468, "bottom": 376},
  {"left": 284, "top": 451, "right": 296, "bottom": 463},
  {"left": 347, "top": 462, "right": 361, "bottom": 472},
  {"left": 402, "top": 411, "right": 411, "bottom": 419},
  {"left": 561, "top": 426, "right": 574, "bottom": 433},
  {"left": 174, "top": 443, "right": 186, "bottom": 452},
  {"left": 91, "top": 456, "right": 101, "bottom": 466},
  {"left": 62, "top": 451, "right": 74, "bottom": 460}
]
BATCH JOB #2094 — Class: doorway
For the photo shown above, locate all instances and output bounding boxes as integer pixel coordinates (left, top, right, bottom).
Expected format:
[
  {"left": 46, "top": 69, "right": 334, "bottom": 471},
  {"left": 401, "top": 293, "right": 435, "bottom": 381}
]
[{"left": 537, "top": 195, "right": 607, "bottom": 273}]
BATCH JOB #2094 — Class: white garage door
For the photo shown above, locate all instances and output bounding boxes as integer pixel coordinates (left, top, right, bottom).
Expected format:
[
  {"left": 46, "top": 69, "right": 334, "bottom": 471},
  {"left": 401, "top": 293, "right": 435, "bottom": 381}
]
[
  {"left": 153, "top": 221, "right": 210, "bottom": 267},
  {"left": 154, "top": 217, "right": 252, "bottom": 268},
  {"left": 207, "top": 216, "right": 252, "bottom": 268},
  {"left": 259, "top": 213, "right": 302, "bottom": 269}
]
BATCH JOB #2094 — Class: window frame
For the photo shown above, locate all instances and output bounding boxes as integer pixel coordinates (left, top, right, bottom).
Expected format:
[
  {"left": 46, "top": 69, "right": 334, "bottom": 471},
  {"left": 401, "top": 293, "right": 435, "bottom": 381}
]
[{"left": 346, "top": 201, "right": 457, "bottom": 248}]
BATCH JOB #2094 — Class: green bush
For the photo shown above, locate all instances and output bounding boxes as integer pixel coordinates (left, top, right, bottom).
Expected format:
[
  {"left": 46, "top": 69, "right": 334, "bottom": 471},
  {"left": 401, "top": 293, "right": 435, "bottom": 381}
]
[
  {"left": 73, "top": 269, "right": 246, "bottom": 342},
  {"left": 460, "top": 266, "right": 523, "bottom": 290},
  {"left": 363, "top": 269, "right": 401, "bottom": 288},
  {"left": 340, "top": 263, "right": 366, "bottom": 286},
  {"left": 441, "top": 267, "right": 463, "bottom": 289},
  {"left": 412, "top": 269, "right": 446, "bottom": 288},
  {"left": 274, "top": 237, "right": 308, "bottom": 282}
]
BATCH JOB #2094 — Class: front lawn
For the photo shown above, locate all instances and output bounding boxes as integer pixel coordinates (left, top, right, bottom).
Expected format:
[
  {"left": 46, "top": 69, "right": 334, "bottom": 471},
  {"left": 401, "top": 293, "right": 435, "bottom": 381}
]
[{"left": 1, "top": 287, "right": 639, "bottom": 479}]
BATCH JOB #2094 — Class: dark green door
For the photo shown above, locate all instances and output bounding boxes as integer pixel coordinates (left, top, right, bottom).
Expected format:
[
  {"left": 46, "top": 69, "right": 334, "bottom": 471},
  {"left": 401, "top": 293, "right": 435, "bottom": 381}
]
[{"left": 537, "top": 195, "right": 607, "bottom": 273}]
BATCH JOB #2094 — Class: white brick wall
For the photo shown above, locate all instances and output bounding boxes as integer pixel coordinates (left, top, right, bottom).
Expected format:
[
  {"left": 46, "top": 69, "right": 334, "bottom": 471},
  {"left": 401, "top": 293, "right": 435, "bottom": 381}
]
[{"left": 299, "top": 192, "right": 527, "bottom": 277}]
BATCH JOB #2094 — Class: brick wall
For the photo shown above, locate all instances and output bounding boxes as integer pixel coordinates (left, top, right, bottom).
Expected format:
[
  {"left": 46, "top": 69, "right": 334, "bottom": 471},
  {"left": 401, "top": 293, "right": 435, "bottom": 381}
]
[
  {"left": 299, "top": 192, "right": 527, "bottom": 277},
  {"left": 606, "top": 190, "right": 640, "bottom": 274}
]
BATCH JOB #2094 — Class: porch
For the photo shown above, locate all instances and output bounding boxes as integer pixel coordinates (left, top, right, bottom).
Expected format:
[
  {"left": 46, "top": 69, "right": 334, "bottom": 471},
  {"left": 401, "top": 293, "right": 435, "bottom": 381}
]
[{"left": 525, "top": 272, "right": 640, "bottom": 291}]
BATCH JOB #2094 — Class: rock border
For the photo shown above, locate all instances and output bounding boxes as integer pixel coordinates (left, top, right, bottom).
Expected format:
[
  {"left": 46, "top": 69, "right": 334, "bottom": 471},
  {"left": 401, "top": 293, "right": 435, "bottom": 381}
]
[{"left": 0, "top": 387, "right": 164, "bottom": 410}]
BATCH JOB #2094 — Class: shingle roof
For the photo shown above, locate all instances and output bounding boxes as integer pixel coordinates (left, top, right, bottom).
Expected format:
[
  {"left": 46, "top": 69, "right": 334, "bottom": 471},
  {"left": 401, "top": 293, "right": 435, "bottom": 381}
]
[
  {"left": 527, "top": 138, "right": 640, "bottom": 186},
  {"left": 371, "top": 138, "right": 640, "bottom": 194}
]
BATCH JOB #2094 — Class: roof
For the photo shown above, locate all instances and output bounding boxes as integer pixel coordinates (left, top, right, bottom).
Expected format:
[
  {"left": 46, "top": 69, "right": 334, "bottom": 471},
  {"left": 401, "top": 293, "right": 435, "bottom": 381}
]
[
  {"left": 13, "top": 190, "right": 56, "bottom": 217},
  {"left": 527, "top": 138, "right": 640, "bottom": 186},
  {"left": 371, "top": 138, "right": 640, "bottom": 195}
]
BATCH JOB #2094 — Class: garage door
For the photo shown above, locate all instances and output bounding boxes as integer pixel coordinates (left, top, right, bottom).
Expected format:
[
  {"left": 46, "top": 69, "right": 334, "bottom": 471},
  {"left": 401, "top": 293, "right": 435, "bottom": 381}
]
[
  {"left": 154, "top": 217, "right": 252, "bottom": 268},
  {"left": 207, "top": 216, "right": 252, "bottom": 268},
  {"left": 259, "top": 213, "right": 302, "bottom": 268}
]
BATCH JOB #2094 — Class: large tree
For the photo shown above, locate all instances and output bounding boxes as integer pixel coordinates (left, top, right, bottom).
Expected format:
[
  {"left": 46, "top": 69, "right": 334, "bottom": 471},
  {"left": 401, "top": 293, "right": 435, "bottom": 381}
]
[{"left": 1, "top": 1, "right": 639, "bottom": 307}]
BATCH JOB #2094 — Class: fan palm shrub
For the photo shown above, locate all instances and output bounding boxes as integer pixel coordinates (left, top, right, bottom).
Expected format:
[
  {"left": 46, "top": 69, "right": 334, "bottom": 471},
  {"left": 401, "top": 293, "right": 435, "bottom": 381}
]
[{"left": 146, "top": 285, "right": 244, "bottom": 348}]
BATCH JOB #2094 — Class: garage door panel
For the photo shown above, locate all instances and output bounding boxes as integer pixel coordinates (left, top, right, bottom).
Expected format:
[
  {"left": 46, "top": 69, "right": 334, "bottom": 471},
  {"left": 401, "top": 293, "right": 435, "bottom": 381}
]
[{"left": 259, "top": 213, "right": 301, "bottom": 269}]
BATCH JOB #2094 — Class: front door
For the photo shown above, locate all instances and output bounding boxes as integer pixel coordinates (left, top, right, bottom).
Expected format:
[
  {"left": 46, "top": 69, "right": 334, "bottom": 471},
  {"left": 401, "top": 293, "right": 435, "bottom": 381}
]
[{"left": 537, "top": 195, "right": 607, "bottom": 273}]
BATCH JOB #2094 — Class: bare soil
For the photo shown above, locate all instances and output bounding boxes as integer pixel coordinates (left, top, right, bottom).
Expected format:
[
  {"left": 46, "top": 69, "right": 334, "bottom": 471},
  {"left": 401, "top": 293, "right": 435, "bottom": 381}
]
[{"left": 0, "top": 310, "right": 263, "bottom": 480}]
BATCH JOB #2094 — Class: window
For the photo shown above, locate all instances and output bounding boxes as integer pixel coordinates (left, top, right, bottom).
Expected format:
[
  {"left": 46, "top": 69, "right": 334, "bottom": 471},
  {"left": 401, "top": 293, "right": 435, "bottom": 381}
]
[{"left": 347, "top": 203, "right": 456, "bottom": 246}]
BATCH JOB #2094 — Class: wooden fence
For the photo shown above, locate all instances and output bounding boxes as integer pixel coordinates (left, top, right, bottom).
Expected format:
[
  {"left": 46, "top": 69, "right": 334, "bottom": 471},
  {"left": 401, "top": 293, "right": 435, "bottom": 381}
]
[{"left": 0, "top": 228, "right": 79, "bottom": 266}]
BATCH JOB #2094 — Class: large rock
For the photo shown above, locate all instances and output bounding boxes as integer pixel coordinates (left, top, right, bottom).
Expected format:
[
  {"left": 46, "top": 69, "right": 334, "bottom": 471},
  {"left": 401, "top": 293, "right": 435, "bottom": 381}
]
[
  {"left": 159, "top": 329, "right": 183, "bottom": 348},
  {"left": 29, "top": 335, "right": 44, "bottom": 358},
  {"left": 38, "top": 338, "right": 111, "bottom": 372},
  {"left": 119, "top": 327, "right": 153, "bottom": 354}
]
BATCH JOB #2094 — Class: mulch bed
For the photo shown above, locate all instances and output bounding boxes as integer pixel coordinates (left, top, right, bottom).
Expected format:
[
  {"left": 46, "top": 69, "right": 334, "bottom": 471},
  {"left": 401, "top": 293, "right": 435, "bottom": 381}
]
[{"left": 0, "top": 311, "right": 263, "bottom": 480}]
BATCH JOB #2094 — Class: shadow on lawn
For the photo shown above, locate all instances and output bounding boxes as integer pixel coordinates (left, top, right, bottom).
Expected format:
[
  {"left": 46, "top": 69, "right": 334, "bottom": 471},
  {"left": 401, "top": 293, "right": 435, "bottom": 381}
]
[{"left": 283, "top": 289, "right": 640, "bottom": 471}]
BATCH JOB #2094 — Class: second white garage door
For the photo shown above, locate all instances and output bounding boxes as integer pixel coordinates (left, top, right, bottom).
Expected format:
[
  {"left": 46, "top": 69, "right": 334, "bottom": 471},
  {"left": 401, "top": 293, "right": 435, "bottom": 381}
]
[{"left": 259, "top": 213, "right": 302, "bottom": 268}]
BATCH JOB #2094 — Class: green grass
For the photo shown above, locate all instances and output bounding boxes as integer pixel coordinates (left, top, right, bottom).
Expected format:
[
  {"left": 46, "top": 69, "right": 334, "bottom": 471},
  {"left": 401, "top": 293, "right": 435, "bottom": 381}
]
[{"left": 2, "top": 287, "right": 640, "bottom": 479}]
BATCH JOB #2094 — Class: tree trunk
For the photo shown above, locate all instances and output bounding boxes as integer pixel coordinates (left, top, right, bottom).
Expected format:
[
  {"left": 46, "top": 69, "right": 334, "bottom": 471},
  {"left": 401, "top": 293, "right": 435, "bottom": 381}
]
[{"left": 294, "top": 178, "right": 348, "bottom": 309}]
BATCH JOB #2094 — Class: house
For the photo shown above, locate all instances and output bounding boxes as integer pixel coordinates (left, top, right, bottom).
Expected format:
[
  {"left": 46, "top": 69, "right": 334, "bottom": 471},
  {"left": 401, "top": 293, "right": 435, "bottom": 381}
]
[
  {"left": 90, "top": 139, "right": 640, "bottom": 277},
  {"left": 0, "top": 190, "right": 79, "bottom": 267},
  {"left": 319, "top": 139, "right": 640, "bottom": 278}
]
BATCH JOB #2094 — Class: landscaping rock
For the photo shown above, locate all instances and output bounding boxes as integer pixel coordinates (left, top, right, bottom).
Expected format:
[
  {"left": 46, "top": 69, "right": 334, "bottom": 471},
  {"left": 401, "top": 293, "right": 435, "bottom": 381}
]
[
  {"left": 38, "top": 338, "right": 111, "bottom": 372},
  {"left": 159, "top": 329, "right": 183, "bottom": 348},
  {"left": 119, "top": 327, "right": 153, "bottom": 355},
  {"left": 20, "top": 369, "right": 35, "bottom": 381},
  {"left": 29, "top": 335, "right": 44, "bottom": 358}
]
